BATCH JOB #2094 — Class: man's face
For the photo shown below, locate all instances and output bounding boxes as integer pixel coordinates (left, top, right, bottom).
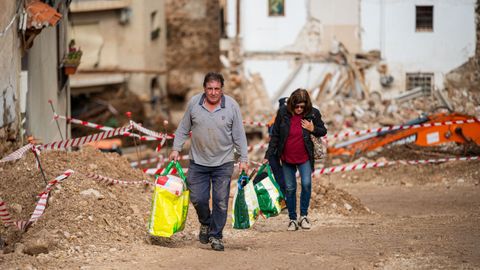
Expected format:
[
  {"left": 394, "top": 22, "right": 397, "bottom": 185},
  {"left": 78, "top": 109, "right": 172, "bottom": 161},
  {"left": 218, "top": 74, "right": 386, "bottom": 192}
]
[{"left": 204, "top": 80, "right": 223, "bottom": 105}]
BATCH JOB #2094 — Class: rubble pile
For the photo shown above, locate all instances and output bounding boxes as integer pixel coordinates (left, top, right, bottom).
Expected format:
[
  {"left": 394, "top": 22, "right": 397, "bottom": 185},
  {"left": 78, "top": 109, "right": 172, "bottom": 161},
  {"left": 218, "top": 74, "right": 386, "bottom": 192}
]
[
  {"left": 313, "top": 45, "right": 480, "bottom": 136},
  {"left": 227, "top": 72, "right": 274, "bottom": 124},
  {"left": 0, "top": 147, "right": 153, "bottom": 255},
  {"left": 310, "top": 183, "right": 370, "bottom": 216}
]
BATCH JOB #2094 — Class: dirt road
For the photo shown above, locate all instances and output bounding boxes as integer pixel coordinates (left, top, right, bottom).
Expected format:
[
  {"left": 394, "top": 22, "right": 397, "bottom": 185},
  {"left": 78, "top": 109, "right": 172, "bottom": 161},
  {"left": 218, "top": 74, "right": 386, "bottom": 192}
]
[
  {"left": 78, "top": 186, "right": 479, "bottom": 270},
  {"left": 3, "top": 175, "right": 479, "bottom": 269},
  {"left": 1, "top": 149, "right": 479, "bottom": 269}
]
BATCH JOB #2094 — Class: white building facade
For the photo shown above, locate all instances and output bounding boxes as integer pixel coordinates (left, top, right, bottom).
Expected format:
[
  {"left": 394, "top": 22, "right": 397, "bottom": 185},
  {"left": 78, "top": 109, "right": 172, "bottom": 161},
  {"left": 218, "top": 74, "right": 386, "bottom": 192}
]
[
  {"left": 361, "top": 0, "right": 476, "bottom": 95},
  {"left": 225, "top": 0, "right": 476, "bottom": 103}
]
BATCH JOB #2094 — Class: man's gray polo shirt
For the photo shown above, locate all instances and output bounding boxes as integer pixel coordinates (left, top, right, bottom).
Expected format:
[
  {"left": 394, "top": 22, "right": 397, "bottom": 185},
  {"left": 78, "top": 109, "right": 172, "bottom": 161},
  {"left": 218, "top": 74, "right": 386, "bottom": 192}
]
[{"left": 173, "top": 93, "right": 248, "bottom": 167}]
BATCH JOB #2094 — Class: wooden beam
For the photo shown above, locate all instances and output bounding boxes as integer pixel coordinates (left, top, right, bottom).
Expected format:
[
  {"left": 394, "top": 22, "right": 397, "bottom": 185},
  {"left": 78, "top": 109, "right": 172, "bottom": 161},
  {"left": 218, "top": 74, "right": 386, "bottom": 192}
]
[{"left": 78, "top": 68, "right": 167, "bottom": 75}]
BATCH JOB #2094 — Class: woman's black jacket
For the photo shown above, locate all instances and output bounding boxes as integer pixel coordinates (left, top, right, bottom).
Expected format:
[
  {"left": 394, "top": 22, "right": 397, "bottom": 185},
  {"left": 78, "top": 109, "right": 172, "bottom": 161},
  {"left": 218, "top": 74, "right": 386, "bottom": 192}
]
[{"left": 265, "top": 106, "right": 327, "bottom": 170}]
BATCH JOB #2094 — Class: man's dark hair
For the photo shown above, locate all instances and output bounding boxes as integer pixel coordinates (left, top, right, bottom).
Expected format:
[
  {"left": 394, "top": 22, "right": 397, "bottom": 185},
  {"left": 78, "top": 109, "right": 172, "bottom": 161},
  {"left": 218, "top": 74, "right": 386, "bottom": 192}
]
[{"left": 203, "top": 72, "right": 225, "bottom": 88}]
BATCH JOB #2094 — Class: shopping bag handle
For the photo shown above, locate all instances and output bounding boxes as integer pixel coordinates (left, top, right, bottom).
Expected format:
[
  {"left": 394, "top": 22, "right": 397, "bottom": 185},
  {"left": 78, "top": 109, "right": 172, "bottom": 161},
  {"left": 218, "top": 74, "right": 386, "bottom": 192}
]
[
  {"left": 237, "top": 170, "right": 249, "bottom": 190},
  {"left": 160, "top": 160, "right": 176, "bottom": 176},
  {"left": 255, "top": 163, "right": 273, "bottom": 177},
  {"left": 159, "top": 160, "right": 188, "bottom": 187},
  {"left": 174, "top": 161, "right": 187, "bottom": 183}
]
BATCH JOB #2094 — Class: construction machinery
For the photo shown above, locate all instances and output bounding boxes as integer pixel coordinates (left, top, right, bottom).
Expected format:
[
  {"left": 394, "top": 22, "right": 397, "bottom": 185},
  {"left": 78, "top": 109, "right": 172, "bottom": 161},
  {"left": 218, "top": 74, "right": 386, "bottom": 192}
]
[{"left": 328, "top": 112, "right": 480, "bottom": 157}]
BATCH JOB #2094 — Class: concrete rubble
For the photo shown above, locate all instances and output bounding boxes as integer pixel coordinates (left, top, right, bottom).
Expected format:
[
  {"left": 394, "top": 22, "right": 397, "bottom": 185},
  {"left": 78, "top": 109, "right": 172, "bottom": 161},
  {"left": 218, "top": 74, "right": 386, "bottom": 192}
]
[{"left": 224, "top": 41, "right": 480, "bottom": 138}]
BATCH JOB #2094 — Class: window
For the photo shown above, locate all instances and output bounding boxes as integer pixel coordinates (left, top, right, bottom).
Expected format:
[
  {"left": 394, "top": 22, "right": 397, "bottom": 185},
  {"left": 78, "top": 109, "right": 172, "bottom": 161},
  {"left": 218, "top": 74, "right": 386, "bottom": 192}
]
[
  {"left": 406, "top": 73, "right": 434, "bottom": 93},
  {"left": 150, "top": 11, "right": 160, "bottom": 40},
  {"left": 416, "top": 6, "right": 433, "bottom": 32},
  {"left": 268, "top": 0, "right": 284, "bottom": 17}
]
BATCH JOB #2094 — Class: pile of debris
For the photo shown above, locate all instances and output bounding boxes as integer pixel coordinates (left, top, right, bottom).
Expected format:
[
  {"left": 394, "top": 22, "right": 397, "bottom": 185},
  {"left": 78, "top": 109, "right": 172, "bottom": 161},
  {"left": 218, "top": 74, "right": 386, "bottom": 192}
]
[
  {"left": 310, "top": 183, "right": 370, "bottom": 216},
  {"left": 0, "top": 147, "right": 152, "bottom": 255},
  {"left": 311, "top": 44, "right": 480, "bottom": 136}
]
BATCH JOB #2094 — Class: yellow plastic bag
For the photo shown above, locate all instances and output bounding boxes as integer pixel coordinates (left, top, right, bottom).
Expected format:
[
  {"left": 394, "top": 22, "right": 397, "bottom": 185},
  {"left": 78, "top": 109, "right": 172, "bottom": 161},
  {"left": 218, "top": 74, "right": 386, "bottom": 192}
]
[{"left": 147, "top": 161, "right": 189, "bottom": 238}]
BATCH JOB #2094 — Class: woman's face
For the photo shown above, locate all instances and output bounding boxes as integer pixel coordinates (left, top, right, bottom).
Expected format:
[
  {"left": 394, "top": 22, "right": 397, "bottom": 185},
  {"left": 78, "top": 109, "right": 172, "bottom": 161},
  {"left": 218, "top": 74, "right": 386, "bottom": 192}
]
[{"left": 294, "top": 102, "right": 305, "bottom": 115}]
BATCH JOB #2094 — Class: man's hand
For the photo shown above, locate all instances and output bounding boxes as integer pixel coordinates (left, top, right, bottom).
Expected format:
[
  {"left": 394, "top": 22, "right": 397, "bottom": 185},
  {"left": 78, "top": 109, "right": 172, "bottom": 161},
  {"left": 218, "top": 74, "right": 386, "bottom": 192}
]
[
  {"left": 239, "top": 161, "right": 249, "bottom": 173},
  {"left": 169, "top": 150, "right": 179, "bottom": 161}
]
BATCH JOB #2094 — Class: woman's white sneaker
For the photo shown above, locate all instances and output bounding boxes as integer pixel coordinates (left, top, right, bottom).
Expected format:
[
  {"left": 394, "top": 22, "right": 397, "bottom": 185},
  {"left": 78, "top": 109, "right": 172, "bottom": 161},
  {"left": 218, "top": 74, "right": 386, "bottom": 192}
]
[
  {"left": 287, "top": 220, "right": 299, "bottom": 231},
  {"left": 299, "top": 216, "right": 311, "bottom": 229}
]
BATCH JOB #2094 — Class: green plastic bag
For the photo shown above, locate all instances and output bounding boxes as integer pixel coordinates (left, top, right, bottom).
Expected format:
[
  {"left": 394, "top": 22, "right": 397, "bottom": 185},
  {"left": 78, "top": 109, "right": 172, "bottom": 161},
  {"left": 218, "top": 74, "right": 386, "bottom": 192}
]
[
  {"left": 232, "top": 171, "right": 260, "bottom": 229},
  {"left": 253, "top": 164, "right": 284, "bottom": 218},
  {"left": 148, "top": 161, "right": 189, "bottom": 237}
]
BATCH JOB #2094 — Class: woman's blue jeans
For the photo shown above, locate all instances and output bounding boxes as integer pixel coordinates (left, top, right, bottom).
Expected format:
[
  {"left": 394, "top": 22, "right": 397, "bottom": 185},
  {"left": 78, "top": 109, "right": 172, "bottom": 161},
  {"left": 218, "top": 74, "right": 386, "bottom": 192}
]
[{"left": 282, "top": 161, "right": 312, "bottom": 221}]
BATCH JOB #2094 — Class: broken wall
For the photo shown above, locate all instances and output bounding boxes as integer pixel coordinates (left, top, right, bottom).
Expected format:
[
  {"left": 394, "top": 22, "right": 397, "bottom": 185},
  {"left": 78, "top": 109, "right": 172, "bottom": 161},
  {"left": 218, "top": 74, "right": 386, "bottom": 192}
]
[
  {"left": 309, "top": 0, "right": 361, "bottom": 53},
  {"left": 165, "top": 0, "right": 222, "bottom": 100},
  {"left": 0, "top": 0, "right": 21, "bottom": 155}
]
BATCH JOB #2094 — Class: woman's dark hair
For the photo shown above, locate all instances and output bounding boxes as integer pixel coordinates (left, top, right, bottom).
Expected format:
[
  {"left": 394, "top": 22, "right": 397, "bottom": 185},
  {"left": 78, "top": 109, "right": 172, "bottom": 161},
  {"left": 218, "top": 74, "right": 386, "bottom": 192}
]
[
  {"left": 203, "top": 72, "right": 224, "bottom": 87},
  {"left": 286, "top": 88, "right": 312, "bottom": 116}
]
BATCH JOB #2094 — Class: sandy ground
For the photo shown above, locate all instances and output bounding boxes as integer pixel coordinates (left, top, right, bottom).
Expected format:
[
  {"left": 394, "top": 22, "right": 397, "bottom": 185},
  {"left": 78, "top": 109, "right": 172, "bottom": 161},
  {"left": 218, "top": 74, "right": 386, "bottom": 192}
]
[
  {"left": 1, "top": 147, "right": 479, "bottom": 269},
  {"left": 72, "top": 185, "right": 480, "bottom": 270}
]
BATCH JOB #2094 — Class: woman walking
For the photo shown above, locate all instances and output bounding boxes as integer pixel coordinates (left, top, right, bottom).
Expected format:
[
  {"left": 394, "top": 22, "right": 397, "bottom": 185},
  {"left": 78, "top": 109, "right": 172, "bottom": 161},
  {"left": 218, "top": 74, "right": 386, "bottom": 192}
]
[{"left": 265, "top": 88, "right": 327, "bottom": 230}]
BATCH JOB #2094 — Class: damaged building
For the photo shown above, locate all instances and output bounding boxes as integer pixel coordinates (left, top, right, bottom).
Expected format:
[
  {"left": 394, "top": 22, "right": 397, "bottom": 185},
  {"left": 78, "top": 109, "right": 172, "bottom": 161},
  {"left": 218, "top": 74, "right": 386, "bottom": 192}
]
[
  {"left": 219, "top": 0, "right": 478, "bottom": 132},
  {"left": 68, "top": 0, "right": 168, "bottom": 133},
  {"left": 0, "top": 0, "right": 70, "bottom": 155},
  {"left": 224, "top": 0, "right": 476, "bottom": 100}
]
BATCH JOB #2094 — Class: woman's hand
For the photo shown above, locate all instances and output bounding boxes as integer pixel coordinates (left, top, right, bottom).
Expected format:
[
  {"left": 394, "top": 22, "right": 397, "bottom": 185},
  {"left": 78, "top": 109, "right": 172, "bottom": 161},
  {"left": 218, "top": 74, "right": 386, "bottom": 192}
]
[{"left": 301, "top": 119, "right": 314, "bottom": 132}]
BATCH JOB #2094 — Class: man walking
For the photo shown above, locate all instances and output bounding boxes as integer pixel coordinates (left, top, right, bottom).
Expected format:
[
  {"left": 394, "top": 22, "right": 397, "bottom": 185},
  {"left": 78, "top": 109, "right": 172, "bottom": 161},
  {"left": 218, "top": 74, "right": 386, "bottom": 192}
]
[{"left": 169, "top": 72, "right": 249, "bottom": 251}]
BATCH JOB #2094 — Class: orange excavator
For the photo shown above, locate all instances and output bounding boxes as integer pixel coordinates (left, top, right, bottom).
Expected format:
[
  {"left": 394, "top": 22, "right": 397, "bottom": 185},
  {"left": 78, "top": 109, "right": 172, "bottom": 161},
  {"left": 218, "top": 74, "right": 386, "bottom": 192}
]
[{"left": 328, "top": 112, "right": 480, "bottom": 157}]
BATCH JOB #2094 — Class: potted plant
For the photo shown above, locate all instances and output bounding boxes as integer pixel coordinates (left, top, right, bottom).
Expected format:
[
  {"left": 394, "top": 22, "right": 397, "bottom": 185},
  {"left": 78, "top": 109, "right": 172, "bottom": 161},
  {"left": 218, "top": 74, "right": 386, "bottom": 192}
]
[{"left": 63, "top": 39, "right": 83, "bottom": 75}]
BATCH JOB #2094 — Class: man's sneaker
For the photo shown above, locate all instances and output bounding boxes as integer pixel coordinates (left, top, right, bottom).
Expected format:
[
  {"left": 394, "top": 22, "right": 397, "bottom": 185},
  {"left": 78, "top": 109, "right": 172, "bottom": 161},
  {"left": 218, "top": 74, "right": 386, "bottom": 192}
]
[
  {"left": 299, "top": 216, "right": 311, "bottom": 229},
  {"left": 199, "top": 224, "right": 210, "bottom": 244},
  {"left": 287, "top": 220, "right": 298, "bottom": 231},
  {"left": 209, "top": 237, "right": 224, "bottom": 251}
]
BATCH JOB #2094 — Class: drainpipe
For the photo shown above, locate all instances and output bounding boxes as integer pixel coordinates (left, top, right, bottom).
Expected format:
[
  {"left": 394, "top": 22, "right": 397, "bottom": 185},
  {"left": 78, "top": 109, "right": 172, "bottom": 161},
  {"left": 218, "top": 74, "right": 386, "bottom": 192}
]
[
  {"left": 380, "top": 0, "right": 385, "bottom": 58},
  {"left": 236, "top": 0, "right": 240, "bottom": 37}
]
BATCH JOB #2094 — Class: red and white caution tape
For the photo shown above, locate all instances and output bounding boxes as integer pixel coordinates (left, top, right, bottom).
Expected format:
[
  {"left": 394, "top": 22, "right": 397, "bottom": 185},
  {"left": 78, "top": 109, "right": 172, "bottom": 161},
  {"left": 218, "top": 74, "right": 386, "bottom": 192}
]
[
  {"left": 0, "top": 199, "right": 15, "bottom": 227},
  {"left": 120, "top": 131, "right": 168, "bottom": 142},
  {"left": 130, "top": 156, "right": 165, "bottom": 168},
  {"left": 54, "top": 114, "right": 114, "bottom": 132},
  {"left": 249, "top": 155, "right": 479, "bottom": 178},
  {"left": 55, "top": 114, "right": 174, "bottom": 140},
  {"left": 25, "top": 193, "right": 49, "bottom": 230},
  {"left": 39, "top": 126, "right": 131, "bottom": 151},
  {"left": 142, "top": 166, "right": 189, "bottom": 176},
  {"left": 311, "top": 156, "right": 479, "bottom": 176},
  {"left": 31, "top": 144, "right": 42, "bottom": 169},
  {"left": 243, "top": 120, "right": 269, "bottom": 127},
  {"left": 130, "top": 154, "right": 189, "bottom": 168},
  {"left": 247, "top": 142, "right": 268, "bottom": 152},
  {"left": 130, "top": 121, "right": 174, "bottom": 139},
  {"left": 0, "top": 170, "right": 74, "bottom": 231},
  {"left": 39, "top": 170, "right": 74, "bottom": 196},
  {"left": 27, "top": 170, "right": 74, "bottom": 230},
  {"left": 326, "top": 118, "right": 480, "bottom": 140},
  {"left": 83, "top": 172, "right": 152, "bottom": 186},
  {"left": 0, "top": 144, "right": 33, "bottom": 163}
]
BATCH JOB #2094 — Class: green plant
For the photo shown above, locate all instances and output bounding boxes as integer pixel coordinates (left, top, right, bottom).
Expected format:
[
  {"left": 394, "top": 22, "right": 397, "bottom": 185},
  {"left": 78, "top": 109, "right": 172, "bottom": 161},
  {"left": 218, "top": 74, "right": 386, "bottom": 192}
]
[{"left": 64, "top": 39, "right": 83, "bottom": 66}]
